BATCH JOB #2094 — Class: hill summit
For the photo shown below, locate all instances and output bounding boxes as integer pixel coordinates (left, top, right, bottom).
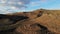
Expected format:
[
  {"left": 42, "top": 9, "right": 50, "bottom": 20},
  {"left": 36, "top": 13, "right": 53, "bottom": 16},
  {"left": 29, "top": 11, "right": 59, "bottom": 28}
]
[{"left": 0, "top": 9, "right": 60, "bottom": 34}]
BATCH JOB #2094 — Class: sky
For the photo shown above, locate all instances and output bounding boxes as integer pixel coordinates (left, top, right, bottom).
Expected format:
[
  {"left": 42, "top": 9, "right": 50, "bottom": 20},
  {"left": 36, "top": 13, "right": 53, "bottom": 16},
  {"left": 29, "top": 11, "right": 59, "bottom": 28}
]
[{"left": 0, "top": 0, "right": 60, "bottom": 14}]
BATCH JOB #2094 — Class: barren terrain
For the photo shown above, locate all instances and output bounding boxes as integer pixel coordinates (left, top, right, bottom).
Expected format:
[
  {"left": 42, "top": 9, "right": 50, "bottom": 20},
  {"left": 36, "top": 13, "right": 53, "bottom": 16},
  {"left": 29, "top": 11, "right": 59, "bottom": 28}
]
[{"left": 0, "top": 9, "right": 60, "bottom": 34}]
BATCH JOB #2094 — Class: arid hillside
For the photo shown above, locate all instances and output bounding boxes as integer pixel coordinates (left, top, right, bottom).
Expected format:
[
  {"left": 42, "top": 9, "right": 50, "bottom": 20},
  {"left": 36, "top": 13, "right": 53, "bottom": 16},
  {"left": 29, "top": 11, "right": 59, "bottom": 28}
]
[{"left": 0, "top": 9, "right": 60, "bottom": 34}]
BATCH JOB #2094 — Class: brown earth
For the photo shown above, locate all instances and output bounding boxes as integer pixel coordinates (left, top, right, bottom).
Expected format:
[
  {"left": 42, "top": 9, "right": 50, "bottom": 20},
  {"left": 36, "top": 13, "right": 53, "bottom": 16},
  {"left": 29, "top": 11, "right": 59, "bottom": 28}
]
[{"left": 0, "top": 9, "right": 60, "bottom": 34}]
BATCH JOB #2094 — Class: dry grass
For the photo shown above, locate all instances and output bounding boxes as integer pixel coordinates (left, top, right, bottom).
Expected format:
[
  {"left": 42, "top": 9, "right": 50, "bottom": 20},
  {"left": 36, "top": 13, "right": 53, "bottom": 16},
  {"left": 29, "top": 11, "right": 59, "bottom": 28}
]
[{"left": 0, "top": 9, "right": 60, "bottom": 34}]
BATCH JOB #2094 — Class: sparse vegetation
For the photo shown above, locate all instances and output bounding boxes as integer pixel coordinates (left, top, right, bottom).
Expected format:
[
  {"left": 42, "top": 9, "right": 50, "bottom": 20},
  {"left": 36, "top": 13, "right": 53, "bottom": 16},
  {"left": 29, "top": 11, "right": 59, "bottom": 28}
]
[{"left": 0, "top": 9, "right": 60, "bottom": 34}]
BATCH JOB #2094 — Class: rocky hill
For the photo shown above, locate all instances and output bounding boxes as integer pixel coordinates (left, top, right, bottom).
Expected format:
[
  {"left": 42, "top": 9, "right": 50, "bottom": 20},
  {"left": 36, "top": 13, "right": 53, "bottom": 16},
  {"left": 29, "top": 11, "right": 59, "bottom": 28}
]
[{"left": 0, "top": 9, "right": 60, "bottom": 34}]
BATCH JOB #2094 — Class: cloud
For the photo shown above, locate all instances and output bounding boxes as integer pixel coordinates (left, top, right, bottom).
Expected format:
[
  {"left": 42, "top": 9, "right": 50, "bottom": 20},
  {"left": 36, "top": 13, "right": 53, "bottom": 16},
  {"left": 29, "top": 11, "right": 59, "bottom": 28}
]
[
  {"left": 30, "top": 1, "right": 40, "bottom": 7},
  {"left": 0, "top": 0, "right": 45, "bottom": 9},
  {"left": 0, "top": 0, "right": 47, "bottom": 14},
  {"left": 40, "top": 0, "right": 47, "bottom": 2},
  {"left": 0, "top": 10, "right": 12, "bottom": 14},
  {"left": 0, "top": 0, "right": 30, "bottom": 9},
  {"left": 18, "top": 0, "right": 30, "bottom": 4},
  {"left": 28, "top": 0, "right": 48, "bottom": 7},
  {"left": 0, "top": 0, "right": 48, "bottom": 9}
]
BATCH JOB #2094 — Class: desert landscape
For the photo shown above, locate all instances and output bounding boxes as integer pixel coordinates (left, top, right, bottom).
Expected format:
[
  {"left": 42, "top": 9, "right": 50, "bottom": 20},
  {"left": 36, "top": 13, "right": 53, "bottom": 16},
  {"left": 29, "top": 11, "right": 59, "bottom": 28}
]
[{"left": 0, "top": 9, "right": 60, "bottom": 34}]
